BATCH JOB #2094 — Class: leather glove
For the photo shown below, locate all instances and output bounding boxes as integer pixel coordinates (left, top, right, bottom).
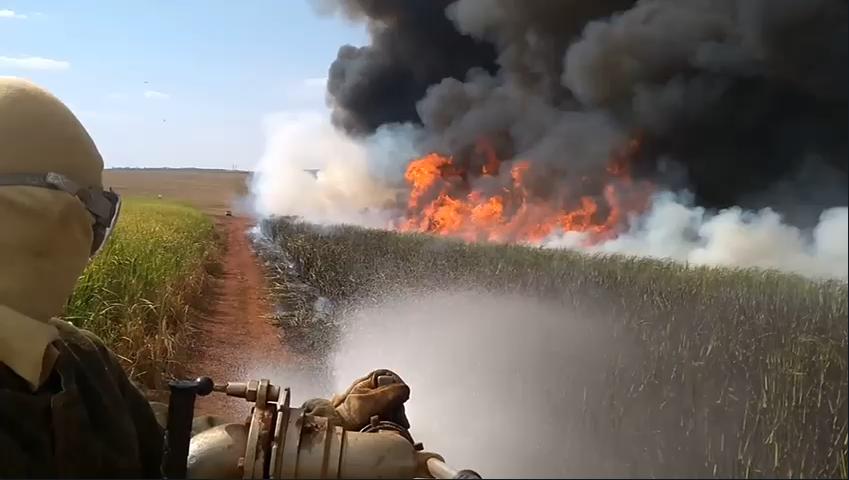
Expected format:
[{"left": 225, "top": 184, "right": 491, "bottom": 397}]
[
  {"left": 302, "top": 397, "right": 345, "bottom": 427},
  {"left": 304, "top": 369, "right": 410, "bottom": 431}
]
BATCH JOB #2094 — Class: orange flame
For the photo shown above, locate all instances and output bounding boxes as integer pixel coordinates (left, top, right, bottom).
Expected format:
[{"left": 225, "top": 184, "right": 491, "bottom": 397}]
[
  {"left": 398, "top": 135, "right": 653, "bottom": 245},
  {"left": 404, "top": 152, "right": 451, "bottom": 210}
]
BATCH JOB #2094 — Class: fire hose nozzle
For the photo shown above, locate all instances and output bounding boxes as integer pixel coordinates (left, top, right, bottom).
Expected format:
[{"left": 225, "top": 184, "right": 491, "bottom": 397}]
[
  {"left": 212, "top": 380, "right": 281, "bottom": 403},
  {"left": 213, "top": 381, "right": 247, "bottom": 398}
]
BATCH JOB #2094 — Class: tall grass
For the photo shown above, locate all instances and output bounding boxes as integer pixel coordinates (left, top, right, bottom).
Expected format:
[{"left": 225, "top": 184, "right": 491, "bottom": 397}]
[
  {"left": 66, "top": 198, "right": 217, "bottom": 388},
  {"left": 259, "top": 218, "right": 848, "bottom": 478}
]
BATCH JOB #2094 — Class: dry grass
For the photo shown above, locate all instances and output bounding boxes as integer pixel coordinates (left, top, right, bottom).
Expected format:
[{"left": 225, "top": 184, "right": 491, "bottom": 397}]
[
  {"left": 65, "top": 198, "right": 217, "bottom": 388},
  {"left": 258, "top": 217, "right": 848, "bottom": 478},
  {"left": 104, "top": 168, "right": 251, "bottom": 216}
]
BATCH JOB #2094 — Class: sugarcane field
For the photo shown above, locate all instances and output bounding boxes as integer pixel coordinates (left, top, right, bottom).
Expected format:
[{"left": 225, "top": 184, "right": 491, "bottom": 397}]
[{"left": 1, "top": 1, "right": 847, "bottom": 479}]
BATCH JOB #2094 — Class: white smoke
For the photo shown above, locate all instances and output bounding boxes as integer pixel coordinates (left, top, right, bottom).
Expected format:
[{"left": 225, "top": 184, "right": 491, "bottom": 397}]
[
  {"left": 547, "top": 192, "right": 848, "bottom": 280},
  {"left": 251, "top": 116, "right": 848, "bottom": 281},
  {"left": 251, "top": 111, "right": 416, "bottom": 228}
]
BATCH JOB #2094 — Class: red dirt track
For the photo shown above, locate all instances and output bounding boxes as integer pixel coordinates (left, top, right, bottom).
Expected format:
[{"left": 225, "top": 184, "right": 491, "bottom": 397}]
[{"left": 187, "top": 215, "right": 292, "bottom": 421}]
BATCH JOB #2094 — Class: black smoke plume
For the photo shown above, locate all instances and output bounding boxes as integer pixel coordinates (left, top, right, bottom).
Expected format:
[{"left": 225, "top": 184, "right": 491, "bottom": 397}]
[
  {"left": 319, "top": 0, "right": 848, "bottom": 219},
  {"left": 319, "top": 0, "right": 498, "bottom": 135}
]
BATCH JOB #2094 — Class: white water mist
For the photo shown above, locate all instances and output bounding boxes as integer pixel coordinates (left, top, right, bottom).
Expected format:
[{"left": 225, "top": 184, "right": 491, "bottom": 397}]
[{"left": 328, "top": 290, "right": 630, "bottom": 478}]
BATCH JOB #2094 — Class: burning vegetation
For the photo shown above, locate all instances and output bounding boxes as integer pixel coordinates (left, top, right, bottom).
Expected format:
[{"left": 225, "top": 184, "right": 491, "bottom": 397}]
[
  {"left": 242, "top": 0, "right": 843, "bottom": 280},
  {"left": 321, "top": 0, "right": 847, "bottom": 229},
  {"left": 398, "top": 135, "right": 653, "bottom": 244},
  {"left": 252, "top": 0, "right": 847, "bottom": 281}
]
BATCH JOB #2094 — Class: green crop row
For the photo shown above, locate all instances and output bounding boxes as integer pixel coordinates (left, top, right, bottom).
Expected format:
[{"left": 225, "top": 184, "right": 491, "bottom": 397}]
[{"left": 66, "top": 198, "right": 217, "bottom": 388}]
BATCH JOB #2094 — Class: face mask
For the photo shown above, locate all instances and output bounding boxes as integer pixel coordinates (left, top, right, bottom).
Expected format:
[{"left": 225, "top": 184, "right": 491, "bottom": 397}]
[{"left": 0, "top": 172, "right": 121, "bottom": 256}]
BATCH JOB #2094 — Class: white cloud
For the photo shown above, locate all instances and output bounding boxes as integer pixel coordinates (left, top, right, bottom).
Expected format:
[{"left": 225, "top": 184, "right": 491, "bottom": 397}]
[
  {"left": 143, "top": 90, "right": 170, "bottom": 100},
  {"left": 0, "top": 9, "right": 27, "bottom": 19},
  {"left": 0, "top": 55, "right": 70, "bottom": 71}
]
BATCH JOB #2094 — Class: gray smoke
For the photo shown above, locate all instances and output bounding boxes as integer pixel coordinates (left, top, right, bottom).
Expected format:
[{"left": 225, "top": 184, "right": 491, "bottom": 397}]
[
  {"left": 251, "top": 113, "right": 848, "bottom": 280},
  {"left": 251, "top": 0, "right": 848, "bottom": 280},
  {"left": 316, "top": 0, "right": 498, "bottom": 135},
  {"left": 320, "top": 0, "right": 847, "bottom": 213},
  {"left": 546, "top": 192, "right": 849, "bottom": 280}
]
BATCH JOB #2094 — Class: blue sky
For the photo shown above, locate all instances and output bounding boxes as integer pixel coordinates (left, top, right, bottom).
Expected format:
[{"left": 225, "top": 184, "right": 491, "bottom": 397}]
[{"left": 0, "top": 0, "right": 367, "bottom": 169}]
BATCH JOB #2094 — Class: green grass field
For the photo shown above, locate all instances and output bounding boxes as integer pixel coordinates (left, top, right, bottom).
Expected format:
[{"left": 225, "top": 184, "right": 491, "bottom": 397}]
[
  {"left": 65, "top": 198, "right": 217, "bottom": 387},
  {"left": 258, "top": 218, "right": 848, "bottom": 478}
]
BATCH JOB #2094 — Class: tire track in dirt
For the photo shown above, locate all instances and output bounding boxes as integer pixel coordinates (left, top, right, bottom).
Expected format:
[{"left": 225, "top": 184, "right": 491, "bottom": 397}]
[{"left": 186, "top": 215, "right": 293, "bottom": 422}]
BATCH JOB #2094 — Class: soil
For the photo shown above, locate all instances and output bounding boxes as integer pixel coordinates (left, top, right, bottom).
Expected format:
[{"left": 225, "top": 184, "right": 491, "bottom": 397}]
[{"left": 184, "top": 215, "right": 293, "bottom": 422}]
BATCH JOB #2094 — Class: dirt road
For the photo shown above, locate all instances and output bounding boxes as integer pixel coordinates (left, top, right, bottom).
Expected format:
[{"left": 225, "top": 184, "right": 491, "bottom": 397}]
[{"left": 186, "top": 215, "right": 293, "bottom": 421}]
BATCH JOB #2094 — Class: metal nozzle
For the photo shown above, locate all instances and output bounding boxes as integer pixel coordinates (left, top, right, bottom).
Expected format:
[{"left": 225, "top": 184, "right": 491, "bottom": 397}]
[
  {"left": 213, "top": 381, "right": 249, "bottom": 398},
  {"left": 212, "top": 379, "right": 281, "bottom": 403}
]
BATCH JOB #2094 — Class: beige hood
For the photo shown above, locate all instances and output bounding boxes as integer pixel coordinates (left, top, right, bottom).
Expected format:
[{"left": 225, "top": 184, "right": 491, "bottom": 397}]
[
  {"left": 0, "top": 188, "right": 93, "bottom": 321},
  {"left": 0, "top": 77, "right": 103, "bottom": 388}
]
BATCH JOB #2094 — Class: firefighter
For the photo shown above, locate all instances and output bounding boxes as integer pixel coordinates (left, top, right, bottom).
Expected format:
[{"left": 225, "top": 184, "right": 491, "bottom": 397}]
[
  {"left": 0, "top": 76, "right": 413, "bottom": 478},
  {"left": 0, "top": 77, "right": 163, "bottom": 477}
]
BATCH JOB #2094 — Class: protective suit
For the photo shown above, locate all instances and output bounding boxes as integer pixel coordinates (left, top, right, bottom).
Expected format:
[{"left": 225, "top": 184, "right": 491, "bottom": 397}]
[
  {"left": 0, "top": 76, "right": 422, "bottom": 479},
  {"left": 0, "top": 77, "right": 163, "bottom": 477}
]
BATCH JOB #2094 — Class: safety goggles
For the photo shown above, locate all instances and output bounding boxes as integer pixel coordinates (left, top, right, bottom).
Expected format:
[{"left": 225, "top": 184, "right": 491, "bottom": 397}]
[{"left": 0, "top": 172, "right": 121, "bottom": 256}]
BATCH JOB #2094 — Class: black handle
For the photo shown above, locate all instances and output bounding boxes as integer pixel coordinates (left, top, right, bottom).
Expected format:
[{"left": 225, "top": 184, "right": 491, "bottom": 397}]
[{"left": 162, "top": 377, "right": 214, "bottom": 479}]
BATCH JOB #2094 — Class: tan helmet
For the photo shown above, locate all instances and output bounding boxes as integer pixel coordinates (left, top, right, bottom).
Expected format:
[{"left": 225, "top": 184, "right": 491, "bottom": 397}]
[
  {"left": 0, "top": 77, "right": 119, "bottom": 321},
  {"left": 0, "top": 77, "right": 103, "bottom": 187}
]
